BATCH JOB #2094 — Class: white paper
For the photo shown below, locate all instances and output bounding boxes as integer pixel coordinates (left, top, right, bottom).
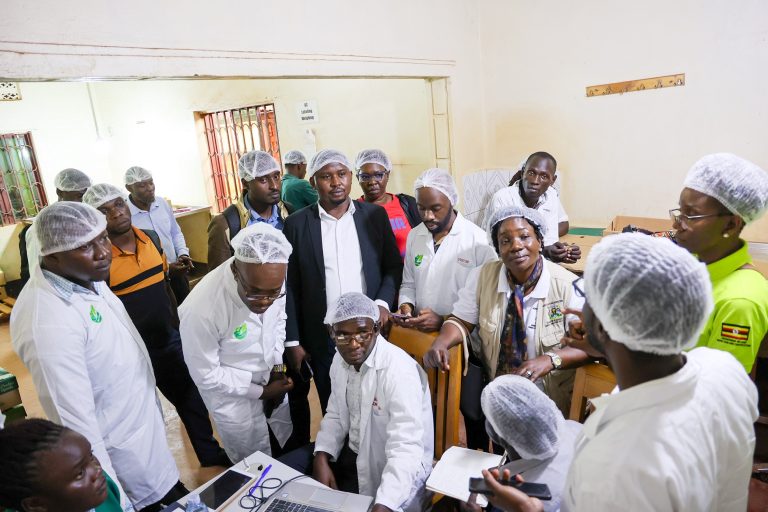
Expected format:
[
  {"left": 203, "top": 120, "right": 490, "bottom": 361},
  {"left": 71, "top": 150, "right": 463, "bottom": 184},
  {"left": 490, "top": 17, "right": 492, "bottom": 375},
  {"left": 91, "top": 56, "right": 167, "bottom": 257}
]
[{"left": 426, "top": 446, "right": 503, "bottom": 507}]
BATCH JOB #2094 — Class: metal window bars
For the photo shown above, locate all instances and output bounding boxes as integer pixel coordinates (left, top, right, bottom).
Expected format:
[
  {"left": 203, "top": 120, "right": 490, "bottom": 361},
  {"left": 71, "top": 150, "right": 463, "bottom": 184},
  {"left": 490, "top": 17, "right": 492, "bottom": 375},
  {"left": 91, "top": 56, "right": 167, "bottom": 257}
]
[
  {"left": 202, "top": 104, "right": 281, "bottom": 212},
  {"left": 0, "top": 132, "right": 48, "bottom": 226}
]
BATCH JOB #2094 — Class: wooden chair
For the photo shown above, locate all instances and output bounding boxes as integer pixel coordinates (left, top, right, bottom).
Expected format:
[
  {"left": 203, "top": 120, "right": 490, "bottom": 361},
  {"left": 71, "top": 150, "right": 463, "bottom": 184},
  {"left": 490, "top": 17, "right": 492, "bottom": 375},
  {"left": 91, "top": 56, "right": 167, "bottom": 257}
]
[
  {"left": 387, "top": 325, "right": 462, "bottom": 459},
  {"left": 568, "top": 362, "right": 617, "bottom": 422}
]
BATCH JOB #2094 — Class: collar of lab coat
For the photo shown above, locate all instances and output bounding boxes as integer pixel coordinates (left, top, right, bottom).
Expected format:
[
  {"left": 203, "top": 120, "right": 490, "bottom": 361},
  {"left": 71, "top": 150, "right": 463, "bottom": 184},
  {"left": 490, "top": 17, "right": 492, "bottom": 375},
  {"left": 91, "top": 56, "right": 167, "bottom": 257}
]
[{"left": 581, "top": 353, "right": 696, "bottom": 441}]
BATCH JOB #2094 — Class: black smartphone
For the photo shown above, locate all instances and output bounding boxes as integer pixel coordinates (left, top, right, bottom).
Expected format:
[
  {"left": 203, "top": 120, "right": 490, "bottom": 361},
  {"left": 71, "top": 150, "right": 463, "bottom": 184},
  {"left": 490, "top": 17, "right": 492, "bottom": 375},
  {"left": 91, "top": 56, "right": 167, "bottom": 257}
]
[
  {"left": 199, "top": 469, "right": 254, "bottom": 509},
  {"left": 468, "top": 477, "right": 552, "bottom": 500},
  {"left": 299, "top": 359, "right": 314, "bottom": 382}
]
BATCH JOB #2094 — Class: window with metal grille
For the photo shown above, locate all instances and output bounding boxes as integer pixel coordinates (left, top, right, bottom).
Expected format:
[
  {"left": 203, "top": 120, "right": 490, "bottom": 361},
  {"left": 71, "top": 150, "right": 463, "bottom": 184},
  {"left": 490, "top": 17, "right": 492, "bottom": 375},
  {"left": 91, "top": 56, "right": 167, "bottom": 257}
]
[
  {"left": 0, "top": 132, "right": 48, "bottom": 226},
  {"left": 202, "top": 104, "right": 281, "bottom": 212}
]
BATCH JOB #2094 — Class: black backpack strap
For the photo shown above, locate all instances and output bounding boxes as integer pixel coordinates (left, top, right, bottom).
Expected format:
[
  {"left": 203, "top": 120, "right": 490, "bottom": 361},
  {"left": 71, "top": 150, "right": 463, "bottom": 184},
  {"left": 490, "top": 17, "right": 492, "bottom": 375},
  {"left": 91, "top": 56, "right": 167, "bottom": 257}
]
[
  {"left": 223, "top": 204, "right": 242, "bottom": 241},
  {"left": 140, "top": 229, "right": 163, "bottom": 256},
  {"left": 398, "top": 193, "right": 422, "bottom": 228}
]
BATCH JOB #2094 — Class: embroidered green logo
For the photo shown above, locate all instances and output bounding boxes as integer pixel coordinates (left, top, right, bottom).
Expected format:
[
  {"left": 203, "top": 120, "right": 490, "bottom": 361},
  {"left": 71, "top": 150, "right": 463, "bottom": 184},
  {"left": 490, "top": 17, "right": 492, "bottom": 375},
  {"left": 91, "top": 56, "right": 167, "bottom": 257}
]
[
  {"left": 233, "top": 323, "right": 248, "bottom": 340},
  {"left": 414, "top": 254, "right": 424, "bottom": 267},
  {"left": 89, "top": 305, "right": 103, "bottom": 324},
  {"left": 547, "top": 304, "right": 564, "bottom": 322}
]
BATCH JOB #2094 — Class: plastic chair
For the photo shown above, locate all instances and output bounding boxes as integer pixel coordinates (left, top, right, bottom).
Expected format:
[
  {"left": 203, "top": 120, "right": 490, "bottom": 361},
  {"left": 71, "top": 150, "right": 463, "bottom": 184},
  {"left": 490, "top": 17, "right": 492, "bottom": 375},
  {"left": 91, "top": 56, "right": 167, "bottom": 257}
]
[{"left": 387, "top": 325, "right": 462, "bottom": 459}]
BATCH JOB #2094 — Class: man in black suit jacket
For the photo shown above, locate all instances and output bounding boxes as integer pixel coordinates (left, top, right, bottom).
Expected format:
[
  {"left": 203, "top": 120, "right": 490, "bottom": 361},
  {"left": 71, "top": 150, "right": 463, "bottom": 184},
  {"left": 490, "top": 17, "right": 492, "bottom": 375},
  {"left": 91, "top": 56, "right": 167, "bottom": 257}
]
[{"left": 282, "top": 149, "right": 403, "bottom": 446}]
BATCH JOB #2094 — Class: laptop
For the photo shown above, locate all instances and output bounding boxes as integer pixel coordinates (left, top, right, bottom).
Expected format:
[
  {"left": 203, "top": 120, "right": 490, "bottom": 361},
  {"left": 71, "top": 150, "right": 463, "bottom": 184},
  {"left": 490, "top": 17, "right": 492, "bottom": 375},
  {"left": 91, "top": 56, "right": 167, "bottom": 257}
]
[{"left": 262, "top": 481, "right": 373, "bottom": 512}]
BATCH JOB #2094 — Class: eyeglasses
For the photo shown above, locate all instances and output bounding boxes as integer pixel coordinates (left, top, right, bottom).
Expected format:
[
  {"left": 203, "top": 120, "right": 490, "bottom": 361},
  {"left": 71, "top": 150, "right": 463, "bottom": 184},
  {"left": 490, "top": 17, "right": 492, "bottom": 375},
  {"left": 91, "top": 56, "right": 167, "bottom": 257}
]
[
  {"left": 333, "top": 330, "right": 375, "bottom": 346},
  {"left": 356, "top": 171, "right": 389, "bottom": 183},
  {"left": 572, "top": 277, "right": 585, "bottom": 298},
  {"left": 669, "top": 208, "right": 731, "bottom": 227},
  {"left": 233, "top": 267, "right": 286, "bottom": 302}
]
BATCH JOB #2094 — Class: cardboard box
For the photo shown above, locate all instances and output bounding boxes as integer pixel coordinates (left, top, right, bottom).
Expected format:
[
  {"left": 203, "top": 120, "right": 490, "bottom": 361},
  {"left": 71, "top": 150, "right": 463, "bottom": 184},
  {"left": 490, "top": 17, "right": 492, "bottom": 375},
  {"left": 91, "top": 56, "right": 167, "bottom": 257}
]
[
  {"left": 604, "top": 215, "right": 674, "bottom": 236},
  {"left": 0, "top": 368, "right": 22, "bottom": 412},
  {"left": 2, "top": 404, "right": 27, "bottom": 425}
]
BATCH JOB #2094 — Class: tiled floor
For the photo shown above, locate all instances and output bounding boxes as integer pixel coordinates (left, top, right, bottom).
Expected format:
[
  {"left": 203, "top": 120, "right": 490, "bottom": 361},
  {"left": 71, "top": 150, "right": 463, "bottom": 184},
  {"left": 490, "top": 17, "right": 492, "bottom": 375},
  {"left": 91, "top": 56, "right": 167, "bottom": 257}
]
[{"left": 0, "top": 321, "right": 322, "bottom": 488}]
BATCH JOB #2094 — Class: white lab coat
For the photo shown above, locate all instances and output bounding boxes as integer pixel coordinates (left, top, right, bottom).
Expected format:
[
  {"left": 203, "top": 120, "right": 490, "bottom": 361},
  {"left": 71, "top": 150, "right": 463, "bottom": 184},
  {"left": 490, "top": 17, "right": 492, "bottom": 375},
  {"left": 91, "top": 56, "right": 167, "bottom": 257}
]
[
  {"left": 562, "top": 348, "right": 758, "bottom": 511},
  {"left": 11, "top": 267, "right": 179, "bottom": 510},
  {"left": 314, "top": 337, "right": 434, "bottom": 512},
  {"left": 399, "top": 212, "right": 497, "bottom": 316},
  {"left": 179, "top": 258, "right": 288, "bottom": 462}
]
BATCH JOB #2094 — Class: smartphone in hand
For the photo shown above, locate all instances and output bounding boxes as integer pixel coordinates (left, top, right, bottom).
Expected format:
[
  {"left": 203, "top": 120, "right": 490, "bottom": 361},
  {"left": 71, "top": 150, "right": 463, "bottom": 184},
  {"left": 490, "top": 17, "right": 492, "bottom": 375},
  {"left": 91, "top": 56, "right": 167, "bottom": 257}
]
[{"left": 468, "top": 477, "right": 552, "bottom": 500}]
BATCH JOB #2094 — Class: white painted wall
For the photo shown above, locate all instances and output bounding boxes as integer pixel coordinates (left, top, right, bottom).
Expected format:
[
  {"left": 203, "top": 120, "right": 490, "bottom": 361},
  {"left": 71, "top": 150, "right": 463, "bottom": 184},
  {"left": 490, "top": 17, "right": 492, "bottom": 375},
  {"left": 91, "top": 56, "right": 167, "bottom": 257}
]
[
  {"left": 0, "top": 0, "right": 486, "bottom": 176},
  {"left": 477, "top": 0, "right": 768, "bottom": 240},
  {"left": 90, "top": 78, "right": 434, "bottom": 206}
]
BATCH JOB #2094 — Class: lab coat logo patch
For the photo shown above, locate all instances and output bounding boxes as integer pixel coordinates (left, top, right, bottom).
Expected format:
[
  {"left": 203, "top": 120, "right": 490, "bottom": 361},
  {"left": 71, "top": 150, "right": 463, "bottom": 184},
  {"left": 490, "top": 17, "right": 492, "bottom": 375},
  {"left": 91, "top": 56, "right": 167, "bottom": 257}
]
[
  {"left": 415, "top": 254, "right": 424, "bottom": 267},
  {"left": 89, "top": 305, "right": 102, "bottom": 323},
  {"left": 234, "top": 323, "right": 248, "bottom": 340}
]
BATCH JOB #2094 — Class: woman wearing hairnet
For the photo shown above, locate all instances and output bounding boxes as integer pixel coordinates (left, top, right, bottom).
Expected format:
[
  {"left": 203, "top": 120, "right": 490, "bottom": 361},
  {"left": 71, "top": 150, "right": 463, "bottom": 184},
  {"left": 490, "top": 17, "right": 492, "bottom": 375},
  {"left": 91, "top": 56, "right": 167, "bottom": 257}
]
[
  {"left": 424, "top": 205, "right": 590, "bottom": 446},
  {"left": 355, "top": 149, "right": 420, "bottom": 258},
  {"left": 672, "top": 153, "right": 768, "bottom": 373},
  {"left": 463, "top": 375, "right": 582, "bottom": 512}
]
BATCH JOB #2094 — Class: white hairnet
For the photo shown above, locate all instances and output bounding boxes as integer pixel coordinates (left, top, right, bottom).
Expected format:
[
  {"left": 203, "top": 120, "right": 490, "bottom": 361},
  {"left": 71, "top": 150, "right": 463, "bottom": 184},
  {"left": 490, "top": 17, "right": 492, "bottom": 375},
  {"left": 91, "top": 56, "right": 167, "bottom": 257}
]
[
  {"left": 481, "top": 375, "right": 564, "bottom": 460},
  {"left": 584, "top": 233, "right": 713, "bottom": 355},
  {"left": 54, "top": 168, "right": 92, "bottom": 192},
  {"left": 414, "top": 168, "right": 459, "bottom": 206},
  {"left": 308, "top": 149, "right": 351, "bottom": 178},
  {"left": 324, "top": 292, "right": 380, "bottom": 325},
  {"left": 37, "top": 202, "right": 107, "bottom": 256},
  {"left": 82, "top": 183, "right": 127, "bottom": 209},
  {"left": 238, "top": 150, "right": 281, "bottom": 181},
  {"left": 283, "top": 150, "right": 307, "bottom": 165},
  {"left": 124, "top": 166, "right": 153, "bottom": 185},
  {"left": 355, "top": 149, "right": 392, "bottom": 172},
  {"left": 683, "top": 153, "right": 768, "bottom": 224},
  {"left": 231, "top": 223, "right": 292, "bottom": 265},
  {"left": 486, "top": 204, "right": 547, "bottom": 243}
]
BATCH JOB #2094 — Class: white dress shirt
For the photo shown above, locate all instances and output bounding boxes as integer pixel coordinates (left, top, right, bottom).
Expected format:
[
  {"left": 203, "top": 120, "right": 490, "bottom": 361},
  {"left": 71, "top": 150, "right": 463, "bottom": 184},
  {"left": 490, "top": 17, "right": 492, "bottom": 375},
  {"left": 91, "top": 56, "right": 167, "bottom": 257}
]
[
  {"left": 487, "top": 182, "right": 568, "bottom": 246},
  {"left": 319, "top": 201, "right": 365, "bottom": 307},
  {"left": 128, "top": 197, "right": 189, "bottom": 263},
  {"left": 562, "top": 347, "right": 758, "bottom": 511},
  {"left": 344, "top": 343, "right": 377, "bottom": 454},
  {"left": 399, "top": 212, "right": 497, "bottom": 316},
  {"left": 318, "top": 201, "right": 388, "bottom": 312}
]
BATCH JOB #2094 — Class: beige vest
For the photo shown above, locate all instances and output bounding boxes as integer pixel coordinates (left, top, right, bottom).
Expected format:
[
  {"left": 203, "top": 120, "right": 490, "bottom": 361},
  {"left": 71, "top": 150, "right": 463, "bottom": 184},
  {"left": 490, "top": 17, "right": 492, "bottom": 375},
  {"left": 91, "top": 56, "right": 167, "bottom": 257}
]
[{"left": 475, "top": 259, "right": 577, "bottom": 416}]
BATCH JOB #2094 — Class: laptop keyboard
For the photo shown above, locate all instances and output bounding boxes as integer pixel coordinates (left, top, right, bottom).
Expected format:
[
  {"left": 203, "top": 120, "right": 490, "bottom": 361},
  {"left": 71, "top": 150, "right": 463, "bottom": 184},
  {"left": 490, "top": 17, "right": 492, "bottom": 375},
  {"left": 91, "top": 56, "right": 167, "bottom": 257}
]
[{"left": 264, "top": 498, "right": 336, "bottom": 512}]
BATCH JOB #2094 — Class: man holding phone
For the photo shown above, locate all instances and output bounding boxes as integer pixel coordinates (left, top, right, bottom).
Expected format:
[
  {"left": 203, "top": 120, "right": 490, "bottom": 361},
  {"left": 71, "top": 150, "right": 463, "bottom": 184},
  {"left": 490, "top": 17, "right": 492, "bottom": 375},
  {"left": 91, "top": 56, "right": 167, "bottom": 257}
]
[{"left": 180, "top": 224, "right": 296, "bottom": 462}]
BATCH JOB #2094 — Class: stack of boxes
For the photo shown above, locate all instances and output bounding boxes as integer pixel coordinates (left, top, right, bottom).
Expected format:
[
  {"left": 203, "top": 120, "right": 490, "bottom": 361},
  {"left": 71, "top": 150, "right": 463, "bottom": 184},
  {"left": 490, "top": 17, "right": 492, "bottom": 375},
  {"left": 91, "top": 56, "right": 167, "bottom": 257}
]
[{"left": 0, "top": 367, "right": 25, "bottom": 423}]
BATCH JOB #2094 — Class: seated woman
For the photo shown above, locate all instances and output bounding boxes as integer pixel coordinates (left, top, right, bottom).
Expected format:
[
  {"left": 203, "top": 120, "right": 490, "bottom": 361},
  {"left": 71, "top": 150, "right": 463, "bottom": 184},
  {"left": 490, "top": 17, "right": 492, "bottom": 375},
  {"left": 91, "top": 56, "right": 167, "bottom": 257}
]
[
  {"left": 424, "top": 205, "right": 589, "bottom": 446},
  {"left": 464, "top": 374, "right": 582, "bottom": 512},
  {"left": 673, "top": 153, "right": 768, "bottom": 373},
  {"left": 355, "top": 149, "right": 420, "bottom": 258},
  {"left": 0, "top": 418, "right": 127, "bottom": 512}
]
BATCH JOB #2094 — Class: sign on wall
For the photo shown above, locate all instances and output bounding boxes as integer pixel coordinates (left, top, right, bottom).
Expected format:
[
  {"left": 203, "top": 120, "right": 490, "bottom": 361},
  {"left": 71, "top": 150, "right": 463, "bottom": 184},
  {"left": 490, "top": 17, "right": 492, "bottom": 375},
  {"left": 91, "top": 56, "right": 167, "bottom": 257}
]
[{"left": 297, "top": 100, "right": 319, "bottom": 124}]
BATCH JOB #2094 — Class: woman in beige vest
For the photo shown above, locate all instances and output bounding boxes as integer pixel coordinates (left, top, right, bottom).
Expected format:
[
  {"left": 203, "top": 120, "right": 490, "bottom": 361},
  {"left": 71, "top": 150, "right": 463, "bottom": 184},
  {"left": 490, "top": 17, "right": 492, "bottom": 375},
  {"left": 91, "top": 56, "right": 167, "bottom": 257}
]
[{"left": 424, "top": 205, "right": 589, "bottom": 420}]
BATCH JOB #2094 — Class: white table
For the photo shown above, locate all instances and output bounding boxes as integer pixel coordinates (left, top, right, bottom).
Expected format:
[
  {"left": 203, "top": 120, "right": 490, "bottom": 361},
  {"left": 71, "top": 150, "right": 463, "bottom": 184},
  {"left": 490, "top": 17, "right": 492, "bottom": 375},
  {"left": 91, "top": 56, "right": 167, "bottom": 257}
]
[{"left": 178, "top": 451, "right": 325, "bottom": 511}]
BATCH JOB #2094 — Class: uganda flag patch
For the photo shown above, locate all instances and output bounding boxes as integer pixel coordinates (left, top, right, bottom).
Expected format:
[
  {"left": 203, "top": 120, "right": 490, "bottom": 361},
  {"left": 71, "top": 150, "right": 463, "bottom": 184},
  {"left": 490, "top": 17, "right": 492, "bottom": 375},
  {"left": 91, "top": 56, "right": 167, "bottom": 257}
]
[{"left": 720, "top": 323, "right": 750, "bottom": 343}]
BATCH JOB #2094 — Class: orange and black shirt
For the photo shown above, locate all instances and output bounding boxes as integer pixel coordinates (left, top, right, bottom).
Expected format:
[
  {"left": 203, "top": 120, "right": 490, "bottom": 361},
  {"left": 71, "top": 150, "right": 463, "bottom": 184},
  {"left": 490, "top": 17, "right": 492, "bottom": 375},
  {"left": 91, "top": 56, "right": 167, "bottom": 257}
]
[{"left": 109, "top": 227, "right": 178, "bottom": 350}]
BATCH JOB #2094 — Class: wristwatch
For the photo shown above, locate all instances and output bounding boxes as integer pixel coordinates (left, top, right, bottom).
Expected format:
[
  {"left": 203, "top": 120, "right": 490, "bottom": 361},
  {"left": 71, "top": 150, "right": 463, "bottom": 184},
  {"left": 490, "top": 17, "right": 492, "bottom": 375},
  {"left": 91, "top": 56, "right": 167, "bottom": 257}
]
[{"left": 544, "top": 351, "right": 563, "bottom": 370}]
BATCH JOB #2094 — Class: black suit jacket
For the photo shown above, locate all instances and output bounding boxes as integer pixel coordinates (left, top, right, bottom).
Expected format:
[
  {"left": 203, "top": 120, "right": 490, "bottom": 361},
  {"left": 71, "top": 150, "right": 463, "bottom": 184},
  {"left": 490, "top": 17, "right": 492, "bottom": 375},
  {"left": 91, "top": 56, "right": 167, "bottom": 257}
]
[{"left": 283, "top": 200, "right": 403, "bottom": 354}]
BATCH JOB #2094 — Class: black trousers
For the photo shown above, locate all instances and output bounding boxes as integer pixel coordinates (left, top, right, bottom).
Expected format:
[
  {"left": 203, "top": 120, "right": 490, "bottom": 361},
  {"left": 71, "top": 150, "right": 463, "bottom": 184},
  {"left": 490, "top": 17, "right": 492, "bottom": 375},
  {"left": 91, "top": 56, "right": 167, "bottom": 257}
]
[
  {"left": 168, "top": 271, "right": 190, "bottom": 305},
  {"left": 278, "top": 442, "right": 359, "bottom": 494},
  {"left": 285, "top": 342, "right": 335, "bottom": 449},
  {"left": 148, "top": 333, "right": 222, "bottom": 465}
]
